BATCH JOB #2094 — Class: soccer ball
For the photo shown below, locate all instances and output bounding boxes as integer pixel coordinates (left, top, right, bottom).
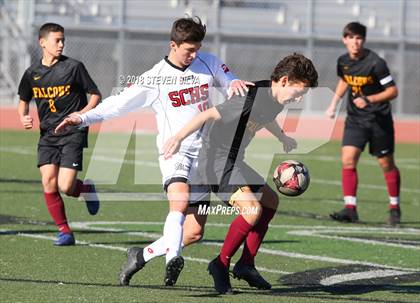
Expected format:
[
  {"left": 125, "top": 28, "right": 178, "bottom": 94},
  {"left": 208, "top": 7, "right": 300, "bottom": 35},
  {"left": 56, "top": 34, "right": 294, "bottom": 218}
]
[{"left": 273, "top": 160, "right": 310, "bottom": 196}]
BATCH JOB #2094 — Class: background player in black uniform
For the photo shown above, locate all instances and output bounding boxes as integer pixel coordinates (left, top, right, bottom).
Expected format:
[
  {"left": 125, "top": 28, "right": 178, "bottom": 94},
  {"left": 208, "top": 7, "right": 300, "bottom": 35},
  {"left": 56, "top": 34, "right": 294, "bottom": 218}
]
[
  {"left": 163, "top": 54, "right": 318, "bottom": 293},
  {"left": 17, "top": 23, "right": 102, "bottom": 245},
  {"left": 325, "top": 22, "right": 400, "bottom": 225}
]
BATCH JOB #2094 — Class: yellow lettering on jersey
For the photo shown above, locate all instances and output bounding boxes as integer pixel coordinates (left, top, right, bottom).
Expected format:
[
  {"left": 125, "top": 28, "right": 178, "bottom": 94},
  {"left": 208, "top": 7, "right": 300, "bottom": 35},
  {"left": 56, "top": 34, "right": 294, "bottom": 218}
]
[
  {"left": 31, "top": 85, "right": 71, "bottom": 99},
  {"left": 343, "top": 75, "right": 374, "bottom": 96}
]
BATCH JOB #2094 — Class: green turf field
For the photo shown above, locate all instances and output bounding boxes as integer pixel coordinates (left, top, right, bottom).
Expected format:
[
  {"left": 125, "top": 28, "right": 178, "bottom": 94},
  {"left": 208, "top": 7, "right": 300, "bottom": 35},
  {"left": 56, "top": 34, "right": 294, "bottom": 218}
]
[{"left": 1, "top": 130, "right": 419, "bottom": 303}]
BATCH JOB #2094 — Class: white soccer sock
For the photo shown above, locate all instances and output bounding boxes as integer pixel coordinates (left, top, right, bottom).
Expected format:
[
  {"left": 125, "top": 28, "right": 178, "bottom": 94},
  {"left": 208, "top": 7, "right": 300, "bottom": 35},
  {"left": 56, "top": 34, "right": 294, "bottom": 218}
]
[
  {"left": 389, "top": 196, "right": 400, "bottom": 206},
  {"left": 143, "top": 237, "right": 166, "bottom": 262},
  {"left": 344, "top": 196, "right": 357, "bottom": 207},
  {"left": 163, "top": 211, "right": 185, "bottom": 264}
]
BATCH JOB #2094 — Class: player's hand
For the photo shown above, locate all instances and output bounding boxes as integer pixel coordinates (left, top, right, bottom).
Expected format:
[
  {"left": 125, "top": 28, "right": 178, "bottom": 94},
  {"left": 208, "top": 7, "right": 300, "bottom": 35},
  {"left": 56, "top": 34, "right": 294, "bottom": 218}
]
[
  {"left": 325, "top": 104, "right": 337, "bottom": 119},
  {"left": 54, "top": 114, "right": 82, "bottom": 134},
  {"left": 280, "top": 134, "right": 297, "bottom": 153},
  {"left": 163, "top": 136, "right": 181, "bottom": 159},
  {"left": 228, "top": 80, "right": 255, "bottom": 99},
  {"left": 20, "top": 115, "right": 33, "bottom": 129},
  {"left": 353, "top": 96, "right": 369, "bottom": 109}
]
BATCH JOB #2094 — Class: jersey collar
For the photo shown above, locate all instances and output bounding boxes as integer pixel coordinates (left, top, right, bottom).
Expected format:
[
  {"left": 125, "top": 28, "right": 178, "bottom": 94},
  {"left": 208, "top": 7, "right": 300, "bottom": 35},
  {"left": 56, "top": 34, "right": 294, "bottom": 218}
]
[{"left": 164, "top": 56, "right": 190, "bottom": 72}]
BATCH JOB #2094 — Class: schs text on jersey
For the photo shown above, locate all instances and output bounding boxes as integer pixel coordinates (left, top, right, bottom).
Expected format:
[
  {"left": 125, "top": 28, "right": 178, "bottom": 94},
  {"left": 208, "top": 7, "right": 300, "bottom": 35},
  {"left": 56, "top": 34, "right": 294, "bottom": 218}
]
[{"left": 169, "top": 83, "right": 209, "bottom": 108}]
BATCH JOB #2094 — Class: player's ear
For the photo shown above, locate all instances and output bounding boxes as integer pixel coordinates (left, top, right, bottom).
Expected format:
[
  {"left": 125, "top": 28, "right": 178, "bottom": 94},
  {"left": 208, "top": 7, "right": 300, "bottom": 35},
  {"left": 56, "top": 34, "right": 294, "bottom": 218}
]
[
  {"left": 279, "top": 76, "right": 288, "bottom": 87},
  {"left": 169, "top": 41, "right": 178, "bottom": 51}
]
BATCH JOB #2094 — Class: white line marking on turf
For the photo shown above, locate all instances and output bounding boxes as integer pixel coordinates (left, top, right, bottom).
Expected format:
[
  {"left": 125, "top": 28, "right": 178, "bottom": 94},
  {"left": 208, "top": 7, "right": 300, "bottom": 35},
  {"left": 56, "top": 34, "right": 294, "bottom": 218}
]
[
  {"left": 319, "top": 269, "right": 410, "bottom": 286},
  {"left": 70, "top": 222, "right": 420, "bottom": 272},
  {"left": 288, "top": 230, "right": 420, "bottom": 250},
  {"left": 2, "top": 229, "right": 289, "bottom": 275}
]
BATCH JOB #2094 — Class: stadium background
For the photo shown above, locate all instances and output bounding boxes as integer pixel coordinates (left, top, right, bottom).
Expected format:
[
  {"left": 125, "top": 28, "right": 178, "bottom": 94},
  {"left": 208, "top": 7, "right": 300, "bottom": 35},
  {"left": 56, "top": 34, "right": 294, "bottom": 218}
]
[{"left": 0, "top": 0, "right": 419, "bottom": 118}]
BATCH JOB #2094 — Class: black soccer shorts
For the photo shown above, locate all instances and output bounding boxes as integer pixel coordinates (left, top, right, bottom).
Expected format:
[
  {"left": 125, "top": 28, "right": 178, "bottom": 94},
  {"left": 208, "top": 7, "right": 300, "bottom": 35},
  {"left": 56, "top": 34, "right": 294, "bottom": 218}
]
[
  {"left": 37, "top": 135, "right": 85, "bottom": 171},
  {"left": 342, "top": 115, "right": 395, "bottom": 157},
  {"left": 189, "top": 158, "right": 265, "bottom": 207}
]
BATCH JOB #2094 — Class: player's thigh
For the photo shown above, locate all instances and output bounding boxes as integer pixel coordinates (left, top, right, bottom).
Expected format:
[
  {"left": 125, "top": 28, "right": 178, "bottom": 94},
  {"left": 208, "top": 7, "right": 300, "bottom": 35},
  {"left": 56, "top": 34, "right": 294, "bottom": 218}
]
[
  {"left": 57, "top": 167, "right": 79, "bottom": 193},
  {"left": 341, "top": 146, "right": 363, "bottom": 168},
  {"left": 60, "top": 142, "right": 84, "bottom": 171},
  {"left": 342, "top": 119, "right": 369, "bottom": 166},
  {"left": 259, "top": 184, "right": 279, "bottom": 210},
  {"left": 369, "top": 117, "right": 395, "bottom": 158},
  {"left": 38, "top": 144, "right": 61, "bottom": 169},
  {"left": 166, "top": 181, "right": 190, "bottom": 213},
  {"left": 39, "top": 163, "right": 59, "bottom": 191},
  {"left": 183, "top": 206, "right": 208, "bottom": 245}
]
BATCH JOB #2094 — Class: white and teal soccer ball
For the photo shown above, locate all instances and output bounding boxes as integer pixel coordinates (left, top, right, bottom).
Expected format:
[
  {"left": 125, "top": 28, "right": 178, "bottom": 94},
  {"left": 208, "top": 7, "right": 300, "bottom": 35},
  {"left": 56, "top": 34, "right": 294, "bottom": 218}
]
[{"left": 273, "top": 160, "right": 310, "bottom": 196}]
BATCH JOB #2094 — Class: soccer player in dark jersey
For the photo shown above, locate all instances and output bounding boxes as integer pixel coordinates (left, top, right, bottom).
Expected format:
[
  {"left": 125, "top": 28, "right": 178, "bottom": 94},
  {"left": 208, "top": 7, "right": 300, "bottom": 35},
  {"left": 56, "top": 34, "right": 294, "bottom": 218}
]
[
  {"left": 163, "top": 54, "right": 318, "bottom": 293},
  {"left": 325, "top": 22, "right": 401, "bottom": 225},
  {"left": 17, "top": 23, "right": 102, "bottom": 245}
]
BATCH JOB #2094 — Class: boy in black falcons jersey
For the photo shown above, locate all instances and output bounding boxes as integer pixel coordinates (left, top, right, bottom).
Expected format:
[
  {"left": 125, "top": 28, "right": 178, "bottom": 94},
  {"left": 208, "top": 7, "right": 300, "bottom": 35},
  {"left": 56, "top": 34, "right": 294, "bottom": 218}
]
[
  {"left": 325, "top": 22, "right": 400, "bottom": 225},
  {"left": 163, "top": 54, "right": 318, "bottom": 294},
  {"left": 17, "top": 23, "right": 102, "bottom": 245}
]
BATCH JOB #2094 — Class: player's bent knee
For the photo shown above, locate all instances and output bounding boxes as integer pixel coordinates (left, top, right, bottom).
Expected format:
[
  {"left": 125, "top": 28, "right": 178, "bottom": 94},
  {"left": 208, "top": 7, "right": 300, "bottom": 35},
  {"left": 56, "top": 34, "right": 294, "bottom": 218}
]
[
  {"left": 41, "top": 177, "right": 58, "bottom": 192},
  {"left": 261, "top": 187, "right": 279, "bottom": 210},
  {"left": 58, "top": 183, "right": 74, "bottom": 196},
  {"left": 183, "top": 230, "right": 204, "bottom": 246}
]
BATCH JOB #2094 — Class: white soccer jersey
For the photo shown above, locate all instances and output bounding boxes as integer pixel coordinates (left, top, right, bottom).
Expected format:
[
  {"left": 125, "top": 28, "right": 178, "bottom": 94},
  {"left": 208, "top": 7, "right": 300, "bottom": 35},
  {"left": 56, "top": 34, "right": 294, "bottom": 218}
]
[{"left": 78, "top": 52, "right": 237, "bottom": 182}]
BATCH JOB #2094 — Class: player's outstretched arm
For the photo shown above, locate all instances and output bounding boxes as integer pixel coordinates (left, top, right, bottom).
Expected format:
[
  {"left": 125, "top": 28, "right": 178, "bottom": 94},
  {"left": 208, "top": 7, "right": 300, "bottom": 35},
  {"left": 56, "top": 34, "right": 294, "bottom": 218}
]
[
  {"left": 228, "top": 80, "right": 255, "bottom": 99},
  {"left": 55, "top": 113, "right": 82, "bottom": 133},
  {"left": 78, "top": 93, "right": 102, "bottom": 114},
  {"left": 17, "top": 100, "right": 33, "bottom": 130},
  {"left": 326, "top": 78, "right": 348, "bottom": 118},
  {"left": 265, "top": 121, "right": 297, "bottom": 153},
  {"left": 163, "top": 107, "right": 221, "bottom": 159}
]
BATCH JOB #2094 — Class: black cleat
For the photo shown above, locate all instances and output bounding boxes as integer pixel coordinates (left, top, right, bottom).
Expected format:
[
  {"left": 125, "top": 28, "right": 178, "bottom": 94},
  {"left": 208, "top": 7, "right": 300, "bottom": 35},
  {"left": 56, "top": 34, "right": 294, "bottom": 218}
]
[
  {"left": 389, "top": 208, "right": 401, "bottom": 226},
  {"left": 330, "top": 207, "right": 359, "bottom": 223},
  {"left": 119, "top": 247, "right": 146, "bottom": 286},
  {"left": 232, "top": 261, "right": 271, "bottom": 290},
  {"left": 164, "top": 256, "right": 184, "bottom": 286},
  {"left": 207, "top": 257, "right": 233, "bottom": 294}
]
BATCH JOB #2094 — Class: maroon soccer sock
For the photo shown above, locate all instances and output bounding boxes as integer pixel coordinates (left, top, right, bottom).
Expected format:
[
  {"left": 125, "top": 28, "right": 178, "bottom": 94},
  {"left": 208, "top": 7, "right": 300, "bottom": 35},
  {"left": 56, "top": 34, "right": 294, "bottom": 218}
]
[
  {"left": 240, "top": 207, "right": 276, "bottom": 266},
  {"left": 342, "top": 168, "right": 358, "bottom": 197},
  {"left": 218, "top": 215, "right": 253, "bottom": 268},
  {"left": 44, "top": 192, "right": 71, "bottom": 234},
  {"left": 384, "top": 168, "right": 401, "bottom": 209},
  {"left": 70, "top": 179, "right": 92, "bottom": 198}
]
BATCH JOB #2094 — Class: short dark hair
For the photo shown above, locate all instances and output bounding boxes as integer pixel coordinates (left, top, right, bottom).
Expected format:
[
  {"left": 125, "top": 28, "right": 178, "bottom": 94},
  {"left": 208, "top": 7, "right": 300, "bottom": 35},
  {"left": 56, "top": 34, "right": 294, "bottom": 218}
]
[
  {"left": 271, "top": 53, "right": 318, "bottom": 87},
  {"left": 170, "top": 16, "right": 206, "bottom": 45},
  {"left": 343, "top": 22, "right": 366, "bottom": 39},
  {"left": 39, "top": 23, "right": 64, "bottom": 39}
]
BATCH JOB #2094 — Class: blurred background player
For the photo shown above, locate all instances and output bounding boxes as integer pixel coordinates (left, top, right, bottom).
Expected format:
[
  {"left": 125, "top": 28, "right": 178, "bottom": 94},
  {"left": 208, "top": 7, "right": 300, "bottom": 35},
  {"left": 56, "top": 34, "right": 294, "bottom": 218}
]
[
  {"left": 54, "top": 16, "right": 251, "bottom": 286},
  {"left": 326, "top": 22, "right": 400, "bottom": 225},
  {"left": 17, "top": 23, "right": 101, "bottom": 246},
  {"left": 163, "top": 53, "right": 318, "bottom": 293}
]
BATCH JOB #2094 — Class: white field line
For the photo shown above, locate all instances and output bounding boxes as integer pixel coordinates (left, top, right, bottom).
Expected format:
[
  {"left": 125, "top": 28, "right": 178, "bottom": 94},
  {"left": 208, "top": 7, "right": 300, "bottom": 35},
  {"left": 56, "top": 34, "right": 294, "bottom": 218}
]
[
  {"left": 71, "top": 222, "right": 420, "bottom": 272},
  {"left": 288, "top": 230, "right": 420, "bottom": 250},
  {"left": 319, "top": 269, "right": 409, "bottom": 286},
  {"left": 2, "top": 146, "right": 419, "bottom": 194},
  {"left": 2, "top": 221, "right": 420, "bottom": 273},
  {"left": 0, "top": 229, "right": 289, "bottom": 275}
]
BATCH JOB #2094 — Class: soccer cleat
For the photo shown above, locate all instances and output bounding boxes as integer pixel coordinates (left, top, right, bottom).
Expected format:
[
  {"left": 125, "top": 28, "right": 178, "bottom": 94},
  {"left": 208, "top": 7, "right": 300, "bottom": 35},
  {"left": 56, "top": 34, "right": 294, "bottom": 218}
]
[
  {"left": 119, "top": 247, "right": 146, "bottom": 286},
  {"left": 330, "top": 207, "right": 359, "bottom": 223},
  {"left": 207, "top": 257, "right": 233, "bottom": 294},
  {"left": 232, "top": 261, "right": 271, "bottom": 290},
  {"left": 164, "top": 256, "right": 184, "bottom": 286},
  {"left": 83, "top": 179, "right": 100, "bottom": 216},
  {"left": 388, "top": 208, "right": 401, "bottom": 226},
  {"left": 54, "top": 232, "right": 75, "bottom": 246}
]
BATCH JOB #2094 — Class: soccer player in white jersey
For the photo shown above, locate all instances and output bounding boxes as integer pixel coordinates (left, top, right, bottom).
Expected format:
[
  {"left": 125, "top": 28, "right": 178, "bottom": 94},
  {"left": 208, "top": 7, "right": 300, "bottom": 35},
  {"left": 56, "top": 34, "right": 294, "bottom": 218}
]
[{"left": 55, "top": 16, "right": 251, "bottom": 286}]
